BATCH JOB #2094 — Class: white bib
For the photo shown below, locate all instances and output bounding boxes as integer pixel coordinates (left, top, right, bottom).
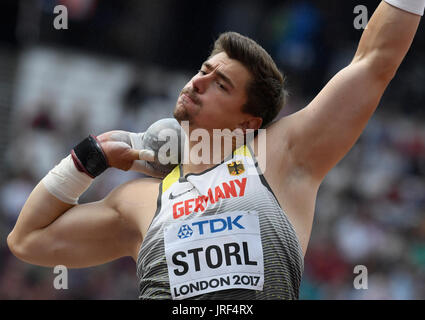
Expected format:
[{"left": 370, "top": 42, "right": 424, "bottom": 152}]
[{"left": 164, "top": 211, "right": 264, "bottom": 299}]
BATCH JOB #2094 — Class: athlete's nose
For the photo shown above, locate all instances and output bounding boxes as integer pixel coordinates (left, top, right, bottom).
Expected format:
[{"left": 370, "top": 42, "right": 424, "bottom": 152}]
[{"left": 192, "top": 72, "right": 210, "bottom": 94}]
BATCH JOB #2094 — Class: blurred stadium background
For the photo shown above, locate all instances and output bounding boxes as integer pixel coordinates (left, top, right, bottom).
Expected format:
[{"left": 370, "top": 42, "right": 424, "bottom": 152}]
[{"left": 0, "top": 0, "right": 424, "bottom": 299}]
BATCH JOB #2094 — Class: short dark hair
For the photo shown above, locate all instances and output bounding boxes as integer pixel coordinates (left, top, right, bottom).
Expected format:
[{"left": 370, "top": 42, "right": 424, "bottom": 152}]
[{"left": 209, "top": 32, "right": 286, "bottom": 128}]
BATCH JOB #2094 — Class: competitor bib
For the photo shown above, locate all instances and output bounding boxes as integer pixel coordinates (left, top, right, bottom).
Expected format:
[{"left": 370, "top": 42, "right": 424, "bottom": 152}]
[{"left": 164, "top": 211, "right": 264, "bottom": 299}]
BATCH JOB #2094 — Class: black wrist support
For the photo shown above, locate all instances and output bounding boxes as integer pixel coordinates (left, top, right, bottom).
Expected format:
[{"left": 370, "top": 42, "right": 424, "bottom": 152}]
[{"left": 71, "top": 135, "right": 109, "bottom": 178}]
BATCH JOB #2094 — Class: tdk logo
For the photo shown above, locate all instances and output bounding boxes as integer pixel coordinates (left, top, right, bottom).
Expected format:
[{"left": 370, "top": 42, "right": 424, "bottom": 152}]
[
  {"left": 177, "top": 224, "right": 193, "bottom": 239},
  {"left": 177, "top": 215, "right": 244, "bottom": 239}
]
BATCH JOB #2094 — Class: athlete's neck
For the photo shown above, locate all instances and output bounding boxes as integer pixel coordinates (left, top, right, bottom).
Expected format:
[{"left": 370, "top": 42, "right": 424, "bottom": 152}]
[{"left": 181, "top": 126, "right": 245, "bottom": 176}]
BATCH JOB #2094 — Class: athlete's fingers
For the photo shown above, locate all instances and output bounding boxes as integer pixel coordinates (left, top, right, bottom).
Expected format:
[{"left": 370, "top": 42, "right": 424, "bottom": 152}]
[
  {"left": 129, "top": 132, "right": 145, "bottom": 150},
  {"left": 109, "top": 131, "right": 132, "bottom": 145},
  {"left": 126, "top": 149, "right": 143, "bottom": 161},
  {"left": 139, "top": 149, "right": 155, "bottom": 162},
  {"left": 130, "top": 159, "right": 166, "bottom": 178}
]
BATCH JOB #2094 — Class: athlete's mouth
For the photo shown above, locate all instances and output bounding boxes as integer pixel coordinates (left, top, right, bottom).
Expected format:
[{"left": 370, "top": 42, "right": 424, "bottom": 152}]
[{"left": 181, "top": 89, "right": 201, "bottom": 106}]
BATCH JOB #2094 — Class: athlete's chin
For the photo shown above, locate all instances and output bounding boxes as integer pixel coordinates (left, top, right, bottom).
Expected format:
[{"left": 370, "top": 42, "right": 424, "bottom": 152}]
[
  {"left": 173, "top": 106, "right": 188, "bottom": 122},
  {"left": 173, "top": 102, "right": 194, "bottom": 123}
]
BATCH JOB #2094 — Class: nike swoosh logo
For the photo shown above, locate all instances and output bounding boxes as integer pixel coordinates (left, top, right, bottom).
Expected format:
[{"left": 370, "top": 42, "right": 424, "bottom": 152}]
[{"left": 169, "top": 186, "right": 195, "bottom": 200}]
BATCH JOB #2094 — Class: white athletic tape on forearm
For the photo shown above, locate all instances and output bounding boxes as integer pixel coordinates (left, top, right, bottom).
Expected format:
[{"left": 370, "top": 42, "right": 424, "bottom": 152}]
[
  {"left": 385, "top": 0, "right": 425, "bottom": 15},
  {"left": 41, "top": 155, "right": 93, "bottom": 204}
]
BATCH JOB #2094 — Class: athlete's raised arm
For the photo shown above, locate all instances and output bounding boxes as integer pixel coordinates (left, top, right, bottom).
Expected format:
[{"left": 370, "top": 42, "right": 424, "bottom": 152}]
[
  {"left": 7, "top": 131, "right": 160, "bottom": 268},
  {"left": 269, "top": 1, "right": 422, "bottom": 182}
]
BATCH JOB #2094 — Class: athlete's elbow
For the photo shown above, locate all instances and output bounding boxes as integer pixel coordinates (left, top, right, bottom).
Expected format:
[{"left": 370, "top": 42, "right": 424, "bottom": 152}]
[
  {"left": 7, "top": 230, "right": 26, "bottom": 261},
  {"left": 7, "top": 230, "right": 40, "bottom": 265},
  {"left": 370, "top": 56, "right": 399, "bottom": 83}
]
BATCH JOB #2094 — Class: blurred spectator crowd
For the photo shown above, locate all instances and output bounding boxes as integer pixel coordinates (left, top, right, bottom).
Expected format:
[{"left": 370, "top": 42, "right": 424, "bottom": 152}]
[{"left": 0, "top": 0, "right": 424, "bottom": 299}]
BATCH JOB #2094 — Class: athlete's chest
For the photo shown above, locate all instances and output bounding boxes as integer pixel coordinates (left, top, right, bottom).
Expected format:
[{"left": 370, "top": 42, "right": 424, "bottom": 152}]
[
  {"left": 161, "top": 157, "right": 256, "bottom": 222},
  {"left": 152, "top": 156, "right": 265, "bottom": 299}
]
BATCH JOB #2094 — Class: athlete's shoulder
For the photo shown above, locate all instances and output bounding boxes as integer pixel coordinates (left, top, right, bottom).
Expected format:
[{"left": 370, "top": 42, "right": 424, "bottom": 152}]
[
  {"left": 253, "top": 115, "right": 312, "bottom": 185},
  {"left": 250, "top": 116, "right": 291, "bottom": 167},
  {"left": 262, "top": 116, "right": 291, "bottom": 140}
]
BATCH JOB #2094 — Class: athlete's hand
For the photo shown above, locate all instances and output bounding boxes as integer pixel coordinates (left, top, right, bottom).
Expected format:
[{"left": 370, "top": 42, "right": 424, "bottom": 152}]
[{"left": 96, "top": 130, "right": 166, "bottom": 178}]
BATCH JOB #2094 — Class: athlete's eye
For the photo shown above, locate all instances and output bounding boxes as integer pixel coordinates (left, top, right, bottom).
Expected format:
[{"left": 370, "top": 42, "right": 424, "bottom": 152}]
[
  {"left": 198, "top": 69, "right": 207, "bottom": 76},
  {"left": 216, "top": 81, "right": 227, "bottom": 91}
]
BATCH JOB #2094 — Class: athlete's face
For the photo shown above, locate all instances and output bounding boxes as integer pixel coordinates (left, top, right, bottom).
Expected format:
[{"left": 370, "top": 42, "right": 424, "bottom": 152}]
[{"left": 174, "top": 52, "right": 262, "bottom": 132}]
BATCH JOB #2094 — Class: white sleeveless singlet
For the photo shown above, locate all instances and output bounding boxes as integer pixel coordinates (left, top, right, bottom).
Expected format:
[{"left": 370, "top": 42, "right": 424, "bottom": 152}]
[{"left": 137, "top": 144, "right": 304, "bottom": 299}]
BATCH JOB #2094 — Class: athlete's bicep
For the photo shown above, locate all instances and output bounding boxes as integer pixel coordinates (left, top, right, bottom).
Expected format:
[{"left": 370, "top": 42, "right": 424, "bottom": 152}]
[
  {"left": 13, "top": 178, "right": 163, "bottom": 269},
  {"left": 271, "top": 59, "right": 389, "bottom": 181},
  {"left": 15, "top": 197, "right": 140, "bottom": 268}
]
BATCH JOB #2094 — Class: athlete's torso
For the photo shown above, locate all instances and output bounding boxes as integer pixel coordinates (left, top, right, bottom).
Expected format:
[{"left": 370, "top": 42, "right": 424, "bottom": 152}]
[{"left": 136, "top": 144, "right": 304, "bottom": 300}]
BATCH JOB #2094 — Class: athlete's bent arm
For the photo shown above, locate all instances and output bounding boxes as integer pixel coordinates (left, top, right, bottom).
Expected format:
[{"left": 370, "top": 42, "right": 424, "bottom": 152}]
[
  {"left": 270, "top": 1, "right": 422, "bottom": 181},
  {"left": 7, "top": 181, "right": 145, "bottom": 268},
  {"left": 7, "top": 131, "right": 159, "bottom": 268}
]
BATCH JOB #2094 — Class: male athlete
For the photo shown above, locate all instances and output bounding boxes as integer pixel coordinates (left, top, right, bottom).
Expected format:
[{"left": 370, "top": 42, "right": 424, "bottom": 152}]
[{"left": 7, "top": 1, "right": 423, "bottom": 299}]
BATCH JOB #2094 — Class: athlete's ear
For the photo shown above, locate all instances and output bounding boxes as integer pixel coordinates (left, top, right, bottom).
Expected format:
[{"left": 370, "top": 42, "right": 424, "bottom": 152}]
[{"left": 238, "top": 117, "right": 262, "bottom": 132}]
